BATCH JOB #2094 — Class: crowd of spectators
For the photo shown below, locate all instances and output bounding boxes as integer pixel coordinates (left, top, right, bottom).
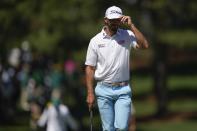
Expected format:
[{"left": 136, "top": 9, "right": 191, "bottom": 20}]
[{"left": 0, "top": 42, "right": 85, "bottom": 130}]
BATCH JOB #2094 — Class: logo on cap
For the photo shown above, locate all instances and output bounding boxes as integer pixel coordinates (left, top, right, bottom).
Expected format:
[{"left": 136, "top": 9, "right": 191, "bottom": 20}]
[{"left": 110, "top": 10, "right": 122, "bottom": 15}]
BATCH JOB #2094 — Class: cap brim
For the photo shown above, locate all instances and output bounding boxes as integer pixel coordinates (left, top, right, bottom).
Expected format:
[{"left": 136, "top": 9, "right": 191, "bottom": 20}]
[{"left": 106, "top": 14, "right": 122, "bottom": 19}]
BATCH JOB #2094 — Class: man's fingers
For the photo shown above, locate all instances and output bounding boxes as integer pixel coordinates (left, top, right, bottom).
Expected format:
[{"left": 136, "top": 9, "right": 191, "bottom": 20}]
[
  {"left": 89, "top": 104, "right": 92, "bottom": 111},
  {"left": 86, "top": 93, "right": 95, "bottom": 111},
  {"left": 88, "top": 103, "right": 94, "bottom": 111},
  {"left": 121, "top": 16, "right": 131, "bottom": 25},
  {"left": 87, "top": 99, "right": 94, "bottom": 110},
  {"left": 121, "top": 16, "right": 127, "bottom": 23}
]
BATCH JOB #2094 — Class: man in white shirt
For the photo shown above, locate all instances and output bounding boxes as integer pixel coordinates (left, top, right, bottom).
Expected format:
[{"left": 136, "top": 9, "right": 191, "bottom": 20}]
[{"left": 85, "top": 6, "right": 149, "bottom": 131}]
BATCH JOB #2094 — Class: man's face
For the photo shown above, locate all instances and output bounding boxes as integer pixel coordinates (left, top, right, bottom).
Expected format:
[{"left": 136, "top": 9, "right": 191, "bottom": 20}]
[{"left": 105, "top": 18, "right": 122, "bottom": 32}]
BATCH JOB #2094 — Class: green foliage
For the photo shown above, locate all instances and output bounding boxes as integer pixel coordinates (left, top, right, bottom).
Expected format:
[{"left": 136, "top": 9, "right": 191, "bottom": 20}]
[
  {"left": 145, "top": 0, "right": 197, "bottom": 47},
  {"left": 0, "top": 0, "right": 100, "bottom": 53},
  {"left": 0, "top": 0, "right": 197, "bottom": 53},
  {"left": 28, "top": 28, "right": 61, "bottom": 52},
  {"left": 158, "top": 30, "right": 197, "bottom": 48}
]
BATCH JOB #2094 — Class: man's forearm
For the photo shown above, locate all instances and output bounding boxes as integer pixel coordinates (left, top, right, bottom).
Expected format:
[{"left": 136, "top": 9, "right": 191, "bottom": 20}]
[
  {"left": 85, "top": 65, "right": 96, "bottom": 109},
  {"left": 130, "top": 24, "right": 149, "bottom": 49},
  {"left": 85, "top": 66, "right": 95, "bottom": 94}
]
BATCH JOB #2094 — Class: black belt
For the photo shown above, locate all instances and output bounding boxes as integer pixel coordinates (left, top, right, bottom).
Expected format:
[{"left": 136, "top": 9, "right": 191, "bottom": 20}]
[{"left": 98, "top": 81, "right": 129, "bottom": 87}]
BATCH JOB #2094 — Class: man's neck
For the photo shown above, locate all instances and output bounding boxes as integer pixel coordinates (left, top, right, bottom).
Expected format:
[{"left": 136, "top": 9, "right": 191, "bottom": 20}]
[{"left": 104, "top": 26, "right": 117, "bottom": 37}]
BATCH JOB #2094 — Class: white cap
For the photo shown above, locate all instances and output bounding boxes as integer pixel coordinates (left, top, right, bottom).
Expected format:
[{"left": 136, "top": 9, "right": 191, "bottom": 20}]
[{"left": 105, "top": 6, "right": 123, "bottom": 19}]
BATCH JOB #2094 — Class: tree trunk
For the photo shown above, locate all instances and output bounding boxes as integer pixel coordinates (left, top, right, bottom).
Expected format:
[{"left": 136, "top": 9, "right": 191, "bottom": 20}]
[{"left": 153, "top": 43, "right": 168, "bottom": 116}]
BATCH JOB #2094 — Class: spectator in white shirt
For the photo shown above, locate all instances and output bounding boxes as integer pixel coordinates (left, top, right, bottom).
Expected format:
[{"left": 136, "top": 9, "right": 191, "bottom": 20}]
[{"left": 37, "top": 90, "right": 79, "bottom": 131}]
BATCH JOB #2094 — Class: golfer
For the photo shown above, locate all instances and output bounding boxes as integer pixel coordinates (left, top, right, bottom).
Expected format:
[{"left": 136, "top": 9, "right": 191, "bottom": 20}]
[{"left": 85, "top": 6, "right": 149, "bottom": 131}]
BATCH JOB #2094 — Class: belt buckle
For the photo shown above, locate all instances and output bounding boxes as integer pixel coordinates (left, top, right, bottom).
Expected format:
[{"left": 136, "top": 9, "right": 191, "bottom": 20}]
[
  {"left": 111, "top": 81, "right": 127, "bottom": 87},
  {"left": 119, "top": 82, "right": 126, "bottom": 86},
  {"left": 120, "top": 82, "right": 124, "bottom": 86}
]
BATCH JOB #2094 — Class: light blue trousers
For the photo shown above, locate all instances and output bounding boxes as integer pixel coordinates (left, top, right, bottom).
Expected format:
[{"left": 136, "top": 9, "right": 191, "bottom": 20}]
[{"left": 95, "top": 82, "right": 132, "bottom": 131}]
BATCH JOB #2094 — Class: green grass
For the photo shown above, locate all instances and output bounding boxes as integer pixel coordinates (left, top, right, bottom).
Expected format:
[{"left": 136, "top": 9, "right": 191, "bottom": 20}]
[
  {"left": 131, "top": 75, "right": 153, "bottom": 95},
  {"left": 168, "top": 75, "right": 197, "bottom": 90},
  {"left": 169, "top": 99, "right": 197, "bottom": 112},
  {"left": 168, "top": 75, "right": 197, "bottom": 112},
  {"left": 134, "top": 100, "right": 157, "bottom": 117},
  {"left": 131, "top": 74, "right": 197, "bottom": 131},
  {"left": 0, "top": 126, "right": 29, "bottom": 131},
  {"left": 137, "top": 120, "right": 197, "bottom": 131}
]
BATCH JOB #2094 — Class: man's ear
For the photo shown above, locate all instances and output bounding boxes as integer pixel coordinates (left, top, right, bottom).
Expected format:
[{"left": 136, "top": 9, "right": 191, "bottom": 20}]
[{"left": 104, "top": 17, "right": 108, "bottom": 25}]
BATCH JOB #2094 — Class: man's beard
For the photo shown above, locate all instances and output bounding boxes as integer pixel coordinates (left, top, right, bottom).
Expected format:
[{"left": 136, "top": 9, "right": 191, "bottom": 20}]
[{"left": 109, "top": 24, "right": 119, "bottom": 32}]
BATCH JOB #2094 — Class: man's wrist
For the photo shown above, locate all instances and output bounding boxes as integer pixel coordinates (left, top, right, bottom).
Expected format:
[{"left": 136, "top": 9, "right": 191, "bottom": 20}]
[
  {"left": 87, "top": 88, "right": 94, "bottom": 94},
  {"left": 130, "top": 24, "right": 135, "bottom": 31}
]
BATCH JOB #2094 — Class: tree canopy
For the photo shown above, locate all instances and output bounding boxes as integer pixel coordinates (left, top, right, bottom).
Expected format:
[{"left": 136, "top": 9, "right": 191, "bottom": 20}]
[{"left": 0, "top": 0, "right": 197, "bottom": 54}]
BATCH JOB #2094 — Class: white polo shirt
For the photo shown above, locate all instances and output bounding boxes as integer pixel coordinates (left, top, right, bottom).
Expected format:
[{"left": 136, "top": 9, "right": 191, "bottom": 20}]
[{"left": 85, "top": 27, "right": 137, "bottom": 83}]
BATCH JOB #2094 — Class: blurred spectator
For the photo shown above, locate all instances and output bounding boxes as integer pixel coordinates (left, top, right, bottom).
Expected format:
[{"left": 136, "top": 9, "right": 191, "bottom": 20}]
[
  {"left": 0, "top": 47, "right": 22, "bottom": 122},
  {"left": 20, "top": 41, "right": 32, "bottom": 64},
  {"left": 0, "top": 64, "right": 20, "bottom": 121},
  {"left": 43, "top": 62, "right": 65, "bottom": 103},
  {"left": 37, "top": 89, "right": 79, "bottom": 131},
  {"left": 63, "top": 59, "right": 86, "bottom": 124},
  {"left": 30, "top": 100, "right": 42, "bottom": 130},
  {"left": 64, "top": 59, "right": 76, "bottom": 76},
  {"left": 18, "top": 64, "right": 31, "bottom": 111},
  {"left": 8, "top": 48, "right": 21, "bottom": 68},
  {"left": 64, "top": 59, "right": 78, "bottom": 90},
  {"left": 46, "top": 63, "right": 64, "bottom": 90}
]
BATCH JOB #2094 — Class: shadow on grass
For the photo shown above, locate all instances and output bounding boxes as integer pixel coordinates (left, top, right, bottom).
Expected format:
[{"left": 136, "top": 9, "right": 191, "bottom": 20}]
[
  {"left": 137, "top": 111, "right": 197, "bottom": 123},
  {"left": 135, "top": 86, "right": 197, "bottom": 123},
  {"left": 168, "top": 86, "right": 197, "bottom": 99},
  {"left": 134, "top": 86, "right": 197, "bottom": 101}
]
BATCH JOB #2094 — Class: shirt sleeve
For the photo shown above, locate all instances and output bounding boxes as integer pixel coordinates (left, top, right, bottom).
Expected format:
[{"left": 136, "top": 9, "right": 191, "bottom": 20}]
[
  {"left": 127, "top": 30, "right": 137, "bottom": 49},
  {"left": 61, "top": 105, "right": 79, "bottom": 131},
  {"left": 37, "top": 109, "right": 48, "bottom": 127},
  {"left": 85, "top": 38, "right": 98, "bottom": 66}
]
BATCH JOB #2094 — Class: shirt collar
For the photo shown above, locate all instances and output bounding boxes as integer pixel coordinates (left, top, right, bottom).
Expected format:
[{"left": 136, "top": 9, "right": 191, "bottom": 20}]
[{"left": 101, "top": 26, "right": 120, "bottom": 39}]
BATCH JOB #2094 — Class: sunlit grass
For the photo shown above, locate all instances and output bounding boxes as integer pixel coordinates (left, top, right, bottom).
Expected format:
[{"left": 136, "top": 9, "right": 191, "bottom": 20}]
[
  {"left": 131, "top": 74, "right": 197, "bottom": 116},
  {"left": 132, "top": 74, "right": 197, "bottom": 131},
  {"left": 169, "top": 99, "right": 197, "bottom": 112},
  {"left": 131, "top": 75, "right": 153, "bottom": 95},
  {"left": 168, "top": 75, "right": 197, "bottom": 90},
  {"left": 134, "top": 99, "right": 157, "bottom": 117}
]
